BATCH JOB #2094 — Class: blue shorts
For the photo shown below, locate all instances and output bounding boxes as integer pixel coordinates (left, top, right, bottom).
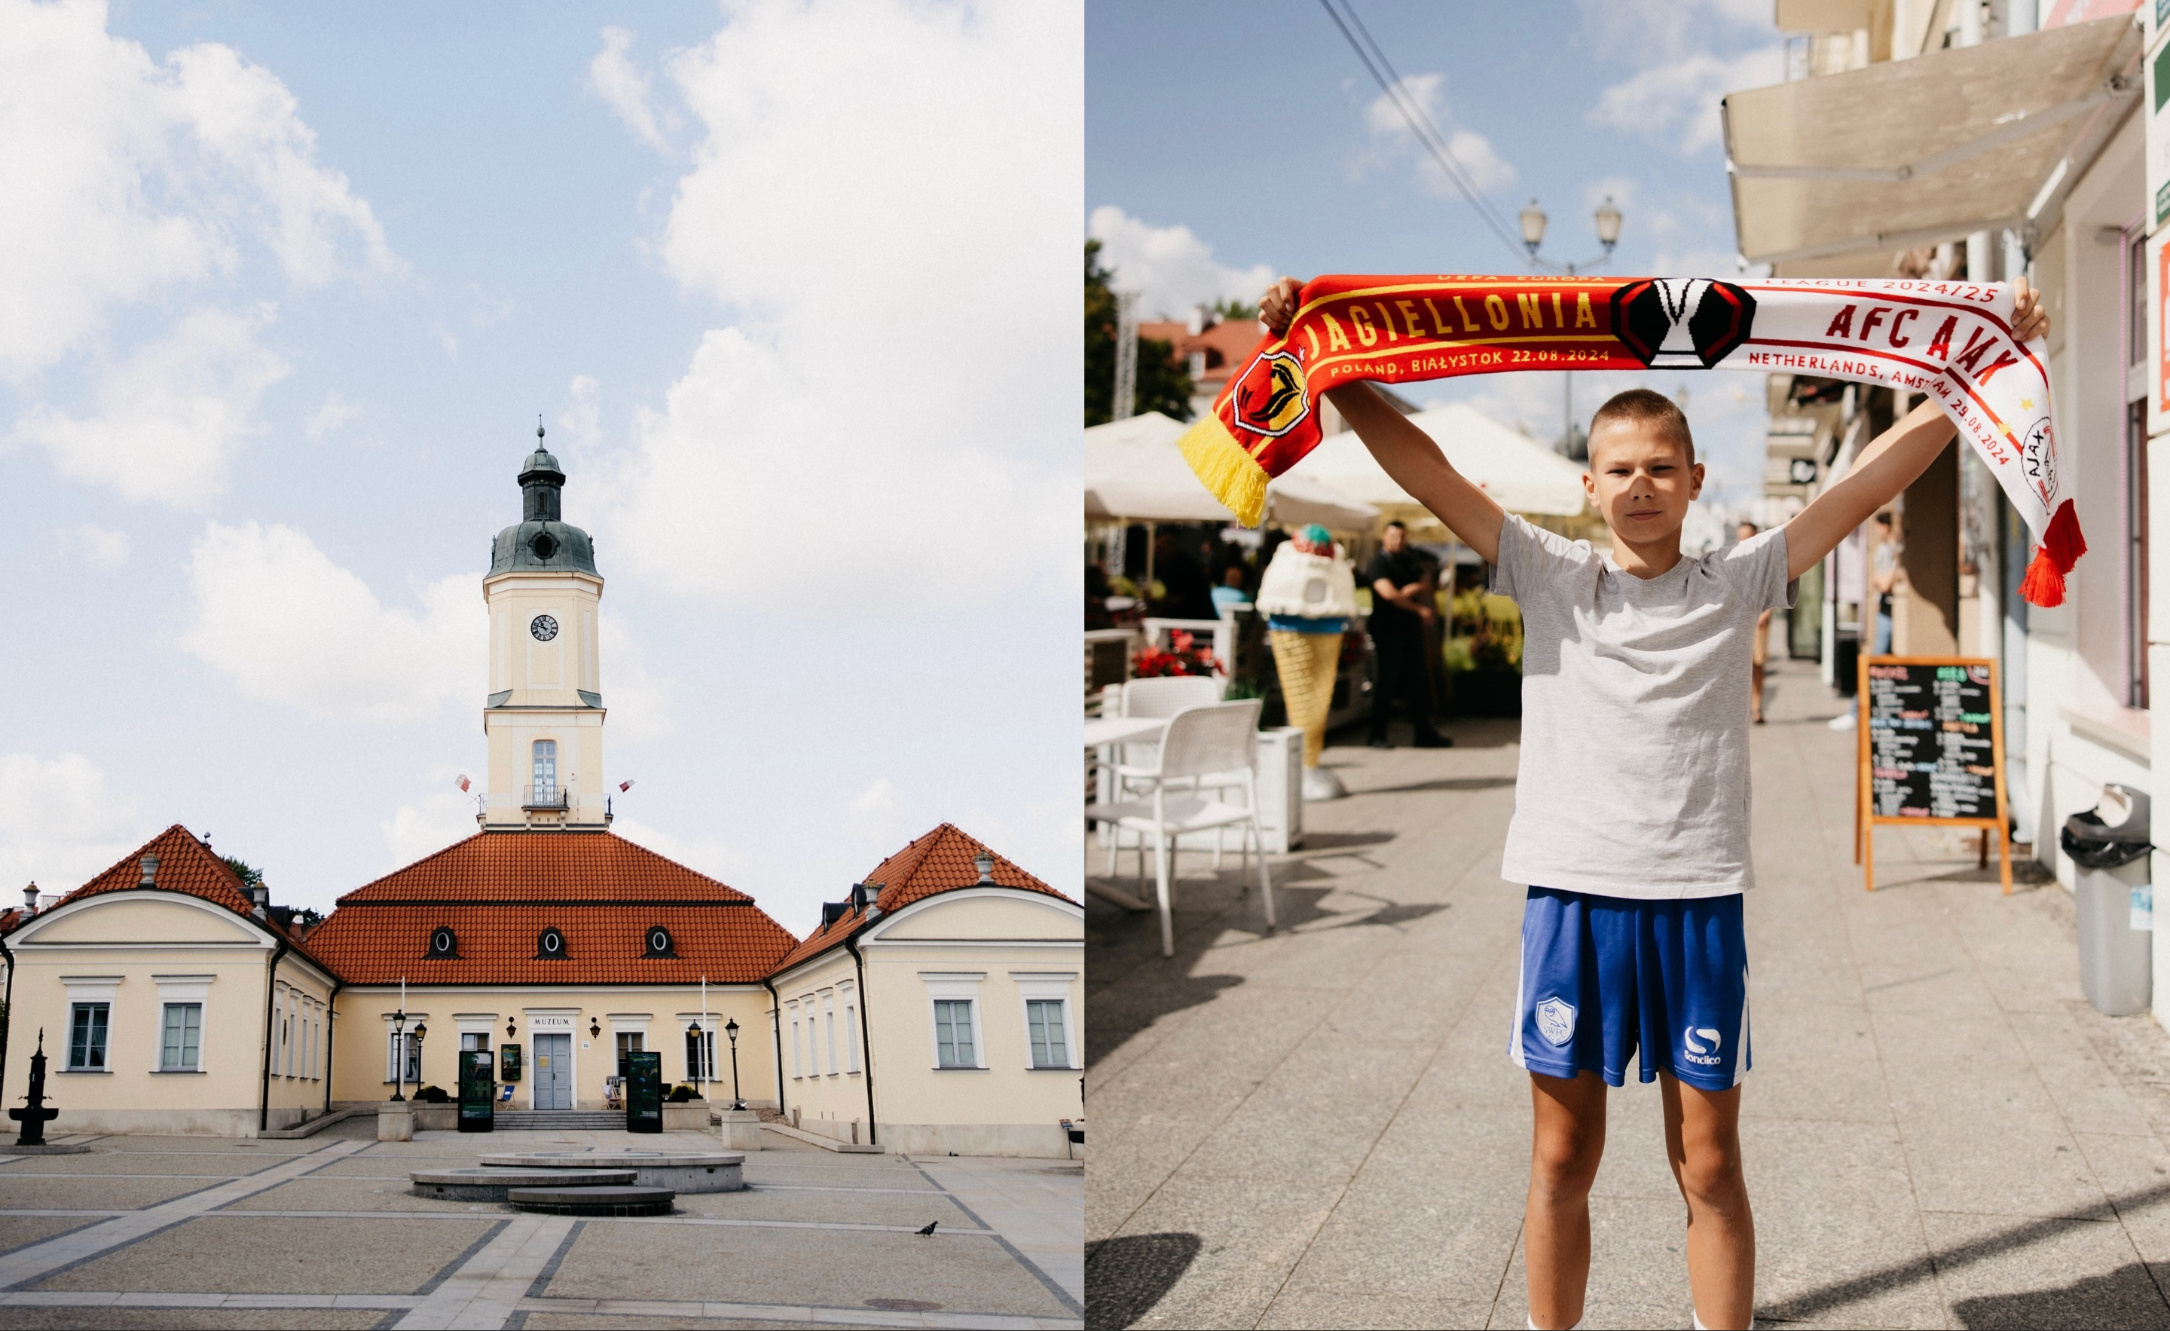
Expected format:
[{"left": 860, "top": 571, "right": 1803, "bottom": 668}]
[{"left": 1509, "top": 887, "right": 1750, "bottom": 1092}]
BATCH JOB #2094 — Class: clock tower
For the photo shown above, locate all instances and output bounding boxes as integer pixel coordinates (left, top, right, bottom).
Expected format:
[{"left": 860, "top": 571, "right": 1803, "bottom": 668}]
[{"left": 479, "top": 427, "right": 609, "bottom": 831}]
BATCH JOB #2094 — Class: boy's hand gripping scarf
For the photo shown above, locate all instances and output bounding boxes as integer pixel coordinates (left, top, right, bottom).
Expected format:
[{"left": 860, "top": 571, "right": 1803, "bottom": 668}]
[{"left": 1178, "top": 276, "right": 2083, "bottom": 607}]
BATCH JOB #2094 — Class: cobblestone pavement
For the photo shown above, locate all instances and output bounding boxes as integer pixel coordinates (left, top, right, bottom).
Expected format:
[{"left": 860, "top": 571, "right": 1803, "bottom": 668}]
[
  {"left": 0, "top": 1122, "right": 1082, "bottom": 1331},
  {"left": 1087, "top": 658, "right": 2170, "bottom": 1329}
]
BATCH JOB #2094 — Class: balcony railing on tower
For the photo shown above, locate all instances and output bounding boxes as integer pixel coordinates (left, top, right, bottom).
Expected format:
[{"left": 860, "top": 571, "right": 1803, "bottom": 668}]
[{"left": 522, "top": 785, "right": 568, "bottom": 810}]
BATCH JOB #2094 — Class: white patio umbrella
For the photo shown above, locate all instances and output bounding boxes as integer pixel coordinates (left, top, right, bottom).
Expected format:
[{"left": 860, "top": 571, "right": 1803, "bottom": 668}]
[
  {"left": 1084, "top": 412, "right": 1378, "bottom": 530},
  {"left": 1296, "top": 402, "right": 1589, "bottom": 518}
]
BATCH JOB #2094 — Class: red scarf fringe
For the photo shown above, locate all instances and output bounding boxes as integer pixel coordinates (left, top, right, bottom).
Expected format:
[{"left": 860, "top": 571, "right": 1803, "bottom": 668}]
[{"left": 2018, "top": 499, "right": 2085, "bottom": 609}]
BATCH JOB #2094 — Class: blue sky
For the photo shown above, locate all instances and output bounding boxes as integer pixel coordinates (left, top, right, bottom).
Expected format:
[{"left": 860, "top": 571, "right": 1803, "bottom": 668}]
[
  {"left": 1087, "top": 0, "right": 1786, "bottom": 500},
  {"left": 0, "top": 0, "right": 1080, "bottom": 934}
]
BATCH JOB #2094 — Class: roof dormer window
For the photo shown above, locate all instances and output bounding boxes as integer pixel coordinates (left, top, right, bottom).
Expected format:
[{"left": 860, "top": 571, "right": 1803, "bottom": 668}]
[
  {"left": 536, "top": 926, "right": 567, "bottom": 959},
  {"left": 427, "top": 926, "right": 458, "bottom": 959},
  {"left": 644, "top": 926, "right": 674, "bottom": 958}
]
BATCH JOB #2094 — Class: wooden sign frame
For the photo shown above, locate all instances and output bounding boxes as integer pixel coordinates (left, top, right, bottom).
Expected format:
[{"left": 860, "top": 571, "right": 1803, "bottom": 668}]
[{"left": 1855, "top": 654, "right": 2011, "bottom": 894}]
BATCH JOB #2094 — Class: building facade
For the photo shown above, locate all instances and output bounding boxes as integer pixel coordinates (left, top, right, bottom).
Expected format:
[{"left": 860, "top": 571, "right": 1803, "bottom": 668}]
[{"left": 1, "top": 437, "right": 1082, "bottom": 1153}]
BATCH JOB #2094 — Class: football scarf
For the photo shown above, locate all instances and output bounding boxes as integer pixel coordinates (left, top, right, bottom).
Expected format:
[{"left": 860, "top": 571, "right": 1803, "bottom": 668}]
[{"left": 1177, "top": 275, "right": 2084, "bottom": 606}]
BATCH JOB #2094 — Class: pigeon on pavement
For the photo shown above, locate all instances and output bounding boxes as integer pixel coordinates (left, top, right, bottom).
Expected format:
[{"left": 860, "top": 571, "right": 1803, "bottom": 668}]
[{"left": 916, "top": 1221, "right": 938, "bottom": 1236}]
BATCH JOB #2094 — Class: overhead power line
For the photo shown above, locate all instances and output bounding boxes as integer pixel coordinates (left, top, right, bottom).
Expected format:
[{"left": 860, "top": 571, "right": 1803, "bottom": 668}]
[{"left": 1316, "top": 0, "right": 1532, "bottom": 268}]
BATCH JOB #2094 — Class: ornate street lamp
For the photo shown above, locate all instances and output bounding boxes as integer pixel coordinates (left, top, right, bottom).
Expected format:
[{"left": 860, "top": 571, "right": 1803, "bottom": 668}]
[
  {"left": 725, "top": 1018, "right": 743, "bottom": 1110},
  {"left": 1518, "top": 194, "right": 1626, "bottom": 459},
  {"left": 688, "top": 1020, "right": 704, "bottom": 1098},
  {"left": 413, "top": 1021, "right": 427, "bottom": 1093},
  {"left": 390, "top": 1009, "right": 408, "bottom": 1102}
]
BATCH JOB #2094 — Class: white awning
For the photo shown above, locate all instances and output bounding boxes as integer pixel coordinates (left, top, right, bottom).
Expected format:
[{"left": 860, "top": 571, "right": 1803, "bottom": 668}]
[
  {"left": 1083, "top": 412, "right": 1380, "bottom": 530},
  {"left": 1723, "top": 15, "right": 2139, "bottom": 274},
  {"left": 1294, "top": 403, "right": 1589, "bottom": 518}
]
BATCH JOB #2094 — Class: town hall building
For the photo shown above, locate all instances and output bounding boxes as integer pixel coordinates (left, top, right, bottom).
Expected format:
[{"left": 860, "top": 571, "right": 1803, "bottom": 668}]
[{"left": 0, "top": 433, "right": 1081, "bottom": 1155}]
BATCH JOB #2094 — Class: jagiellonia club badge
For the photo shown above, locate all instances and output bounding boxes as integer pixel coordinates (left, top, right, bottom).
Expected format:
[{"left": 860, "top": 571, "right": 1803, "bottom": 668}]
[
  {"left": 1231, "top": 349, "right": 1310, "bottom": 438},
  {"left": 1535, "top": 996, "right": 1575, "bottom": 1047}
]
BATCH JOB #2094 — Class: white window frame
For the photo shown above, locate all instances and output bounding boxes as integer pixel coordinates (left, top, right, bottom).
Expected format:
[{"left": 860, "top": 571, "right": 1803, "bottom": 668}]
[
  {"left": 840, "top": 981, "right": 861, "bottom": 1074},
  {"left": 61, "top": 977, "right": 120, "bottom": 1073},
  {"left": 384, "top": 1012, "right": 429, "bottom": 1084},
  {"left": 822, "top": 991, "right": 837, "bottom": 1075},
  {"left": 921, "top": 973, "right": 986, "bottom": 1070},
  {"left": 680, "top": 1019, "right": 716, "bottom": 1083},
  {"left": 786, "top": 1002, "right": 803, "bottom": 1079},
  {"left": 1013, "top": 973, "right": 1079, "bottom": 1071},
  {"left": 160, "top": 1003, "right": 203, "bottom": 1072},
  {"left": 153, "top": 976, "right": 212, "bottom": 1073}
]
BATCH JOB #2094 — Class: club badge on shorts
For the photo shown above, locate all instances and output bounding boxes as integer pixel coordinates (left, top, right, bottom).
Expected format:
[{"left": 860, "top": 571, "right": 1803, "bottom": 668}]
[{"left": 1535, "top": 996, "right": 1575, "bottom": 1047}]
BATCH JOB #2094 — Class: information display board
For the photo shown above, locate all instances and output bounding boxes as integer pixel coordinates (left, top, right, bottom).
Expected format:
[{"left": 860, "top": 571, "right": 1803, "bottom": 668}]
[
  {"left": 457, "top": 1050, "right": 494, "bottom": 1134},
  {"left": 626, "top": 1050, "right": 663, "bottom": 1134},
  {"left": 499, "top": 1043, "right": 521, "bottom": 1082},
  {"left": 1856, "top": 655, "right": 2011, "bottom": 892}
]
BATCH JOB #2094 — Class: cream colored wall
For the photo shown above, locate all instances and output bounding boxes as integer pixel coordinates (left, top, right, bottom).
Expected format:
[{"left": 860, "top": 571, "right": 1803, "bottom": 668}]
[
  {"left": 770, "top": 949, "right": 873, "bottom": 1142},
  {"left": 482, "top": 569, "right": 609, "bottom": 828},
  {"left": 5, "top": 893, "right": 337, "bottom": 1135},
  {"left": 856, "top": 890, "right": 1084, "bottom": 1156},
  {"left": 329, "top": 984, "right": 775, "bottom": 1112}
]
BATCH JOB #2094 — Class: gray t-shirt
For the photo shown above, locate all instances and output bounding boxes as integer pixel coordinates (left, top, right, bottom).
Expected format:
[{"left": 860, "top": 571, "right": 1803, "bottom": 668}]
[{"left": 1492, "top": 516, "right": 1797, "bottom": 899}]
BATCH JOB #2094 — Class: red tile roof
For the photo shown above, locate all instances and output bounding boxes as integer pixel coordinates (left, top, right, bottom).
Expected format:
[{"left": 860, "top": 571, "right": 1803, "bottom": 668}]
[
  {"left": 1137, "top": 316, "right": 1263, "bottom": 392},
  {"left": 306, "top": 831, "right": 797, "bottom": 985},
  {"left": 21, "top": 825, "right": 324, "bottom": 962},
  {"left": 768, "top": 823, "right": 1073, "bottom": 976}
]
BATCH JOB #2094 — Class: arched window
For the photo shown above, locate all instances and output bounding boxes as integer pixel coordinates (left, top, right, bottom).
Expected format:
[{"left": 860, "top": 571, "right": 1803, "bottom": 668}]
[
  {"left": 427, "top": 926, "right": 457, "bottom": 959},
  {"left": 536, "top": 926, "right": 567, "bottom": 959},
  {"left": 644, "top": 926, "right": 673, "bottom": 958},
  {"left": 531, "top": 740, "right": 558, "bottom": 805}
]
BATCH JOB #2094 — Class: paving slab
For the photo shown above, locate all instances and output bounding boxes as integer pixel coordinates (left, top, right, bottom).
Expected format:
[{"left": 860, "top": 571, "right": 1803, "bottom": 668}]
[
  {"left": 1086, "top": 658, "right": 2170, "bottom": 1328},
  {"left": 31, "top": 1214, "right": 500, "bottom": 1295}
]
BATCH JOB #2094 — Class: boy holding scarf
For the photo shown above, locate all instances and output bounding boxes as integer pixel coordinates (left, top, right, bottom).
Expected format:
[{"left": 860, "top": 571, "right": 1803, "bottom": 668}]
[{"left": 1258, "top": 275, "right": 2047, "bottom": 1331}]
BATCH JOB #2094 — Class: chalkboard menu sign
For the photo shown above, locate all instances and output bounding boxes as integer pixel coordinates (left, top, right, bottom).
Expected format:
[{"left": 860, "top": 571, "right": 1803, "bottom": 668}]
[{"left": 1855, "top": 655, "right": 2011, "bottom": 893}]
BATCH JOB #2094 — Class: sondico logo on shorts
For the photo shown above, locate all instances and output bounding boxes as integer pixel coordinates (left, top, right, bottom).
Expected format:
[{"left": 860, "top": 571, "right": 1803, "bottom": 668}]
[
  {"left": 1682, "top": 1026, "right": 1724, "bottom": 1066},
  {"left": 1535, "top": 997, "right": 1575, "bottom": 1047}
]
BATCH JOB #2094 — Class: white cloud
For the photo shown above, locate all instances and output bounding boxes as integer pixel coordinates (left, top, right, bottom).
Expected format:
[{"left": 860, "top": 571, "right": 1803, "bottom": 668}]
[
  {"left": 557, "top": 374, "right": 601, "bottom": 448},
  {"left": 68, "top": 523, "right": 129, "bottom": 568},
  {"left": 178, "top": 521, "right": 483, "bottom": 722},
  {"left": 591, "top": 0, "right": 1077, "bottom": 614},
  {"left": 1354, "top": 73, "right": 1518, "bottom": 197},
  {"left": 1588, "top": 46, "right": 1782, "bottom": 155},
  {"left": 611, "top": 817, "right": 746, "bottom": 888},
  {"left": 0, "top": 752, "right": 145, "bottom": 893},
  {"left": 307, "top": 390, "right": 361, "bottom": 438},
  {"left": 381, "top": 791, "right": 477, "bottom": 868},
  {"left": 1085, "top": 206, "right": 1276, "bottom": 322},
  {"left": 13, "top": 305, "right": 288, "bottom": 507},
  {"left": 587, "top": 26, "right": 668, "bottom": 152},
  {"left": 847, "top": 778, "right": 904, "bottom": 851},
  {"left": 597, "top": 611, "right": 669, "bottom": 744},
  {"left": 0, "top": 0, "right": 396, "bottom": 377}
]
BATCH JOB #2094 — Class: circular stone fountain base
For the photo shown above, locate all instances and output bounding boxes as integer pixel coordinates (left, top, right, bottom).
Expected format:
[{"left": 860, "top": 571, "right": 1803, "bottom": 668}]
[
  {"left": 479, "top": 1151, "right": 744, "bottom": 1193},
  {"left": 410, "top": 1167, "right": 636, "bottom": 1201}
]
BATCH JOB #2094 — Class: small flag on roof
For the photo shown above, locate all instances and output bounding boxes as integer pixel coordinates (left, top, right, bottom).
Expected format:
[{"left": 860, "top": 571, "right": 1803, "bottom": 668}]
[
  {"left": 456, "top": 774, "right": 471, "bottom": 792},
  {"left": 619, "top": 779, "right": 635, "bottom": 793}
]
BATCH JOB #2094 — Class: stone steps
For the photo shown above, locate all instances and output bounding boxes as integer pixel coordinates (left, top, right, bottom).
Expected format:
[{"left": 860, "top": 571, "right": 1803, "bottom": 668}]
[
  {"left": 487, "top": 1111, "right": 628, "bottom": 1131},
  {"left": 508, "top": 1184, "right": 675, "bottom": 1216}
]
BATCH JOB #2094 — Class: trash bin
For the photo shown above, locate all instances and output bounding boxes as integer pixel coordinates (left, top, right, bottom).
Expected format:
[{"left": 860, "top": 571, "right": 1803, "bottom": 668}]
[{"left": 2062, "top": 784, "right": 2154, "bottom": 1017}]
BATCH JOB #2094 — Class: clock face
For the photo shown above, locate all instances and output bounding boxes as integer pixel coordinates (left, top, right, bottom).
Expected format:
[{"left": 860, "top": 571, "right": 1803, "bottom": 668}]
[{"left": 530, "top": 614, "right": 559, "bottom": 642}]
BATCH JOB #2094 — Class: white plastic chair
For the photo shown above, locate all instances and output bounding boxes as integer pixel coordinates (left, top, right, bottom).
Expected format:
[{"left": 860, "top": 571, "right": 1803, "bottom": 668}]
[
  {"left": 1087, "top": 699, "right": 1275, "bottom": 957},
  {"left": 1114, "top": 675, "right": 1235, "bottom": 866}
]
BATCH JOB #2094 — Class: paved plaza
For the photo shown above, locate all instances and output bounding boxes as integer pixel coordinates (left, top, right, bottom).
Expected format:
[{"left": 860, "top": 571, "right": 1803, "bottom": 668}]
[
  {"left": 0, "top": 1122, "right": 1082, "bottom": 1330},
  {"left": 1088, "top": 658, "right": 2170, "bottom": 1329}
]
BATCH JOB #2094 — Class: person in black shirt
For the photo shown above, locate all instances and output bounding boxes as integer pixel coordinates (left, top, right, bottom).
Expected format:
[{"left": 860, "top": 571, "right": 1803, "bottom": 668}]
[{"left": 1365, "top": 521, "right": 1451, "bottom": 748}]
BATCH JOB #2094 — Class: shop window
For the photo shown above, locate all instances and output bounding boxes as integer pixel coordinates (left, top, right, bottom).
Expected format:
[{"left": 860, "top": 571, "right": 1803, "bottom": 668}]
[
  {"left": 160, "top": 1003, "right": 202, "bottom": 1071},
  {"left": 933, "top": 999, "right": 977, "bottom": 1068},
  {"left": 2130, "top": 398, "right": 2151, "bottom": 710},
  {"left": 68, "top": 1003, "right": 108, "bottom": 1071},
  {"left": 1027, "top": 999, "right": 1071, "bottom": 1069}
]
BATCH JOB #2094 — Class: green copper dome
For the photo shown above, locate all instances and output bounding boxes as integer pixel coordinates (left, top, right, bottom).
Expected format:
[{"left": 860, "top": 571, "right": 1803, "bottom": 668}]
[{"left": 490, "top": 426, "right": 597, "bottom": 576}]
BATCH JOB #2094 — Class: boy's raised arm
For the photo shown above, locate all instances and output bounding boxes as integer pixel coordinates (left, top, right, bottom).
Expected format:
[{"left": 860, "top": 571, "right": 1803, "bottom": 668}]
[
  {"left": 1261, "top": 278, "right": 1508, "bottom": 564},
  {"left": 1781, "top": 277, "right": 2048, "bottom": 581}
]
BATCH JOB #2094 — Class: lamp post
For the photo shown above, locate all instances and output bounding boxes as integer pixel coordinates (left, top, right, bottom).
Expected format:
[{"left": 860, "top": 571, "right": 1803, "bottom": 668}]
[
  {"left": 725, "top": 1018, "right": 743, "bottom": 1110},
  {"left": 1518, "top": 196, "right": 1624, "bottom": 461},
  {"left": 688, "top": 1020, "right": 703, "bottom": 1099},
  {"left": 390, "top": 1009, "right": 407, "bottom": 1102},
  {"left": 413, "top": 1021, "right": 426, "bottom": 1094}
]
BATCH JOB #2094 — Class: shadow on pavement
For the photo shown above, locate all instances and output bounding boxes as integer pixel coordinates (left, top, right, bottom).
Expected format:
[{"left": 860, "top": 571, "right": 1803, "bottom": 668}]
[
  {"left": 1761, "top": 1180, "right": 2170, "bottom": 1325},
  {"left": 1084, "top": 1232, "right": 1202, "bottom": 1331},
  {"left": 1354, "top": 774, "right": 1517, "bottom": 797},
  {"left": 1950, "top": 1264, "right": 2170, "bottom": 1329}
]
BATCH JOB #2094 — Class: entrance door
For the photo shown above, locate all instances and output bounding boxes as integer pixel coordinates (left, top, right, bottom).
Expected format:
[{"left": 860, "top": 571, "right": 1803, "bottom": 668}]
[{"left": 533, "top": 1033, "right": 572, "bottom": 1110}]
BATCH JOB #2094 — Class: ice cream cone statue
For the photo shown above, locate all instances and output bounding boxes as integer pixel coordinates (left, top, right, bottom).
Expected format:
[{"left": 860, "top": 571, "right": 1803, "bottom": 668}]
[{"left": 1256, "top": 525, "right": 1359, "bottom": 802}]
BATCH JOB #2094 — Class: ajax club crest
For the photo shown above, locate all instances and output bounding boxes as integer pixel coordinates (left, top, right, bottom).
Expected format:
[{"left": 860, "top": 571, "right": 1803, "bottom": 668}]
[
  {"left": 1231, "top": 349, "right": 1311, "bottom": 439},
  {"left": 1612, "top": 278, "right": 1757, "bottom": 369},
  {"left": 2021, "top": 417, "right": 2056, "bottom": 507}
]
